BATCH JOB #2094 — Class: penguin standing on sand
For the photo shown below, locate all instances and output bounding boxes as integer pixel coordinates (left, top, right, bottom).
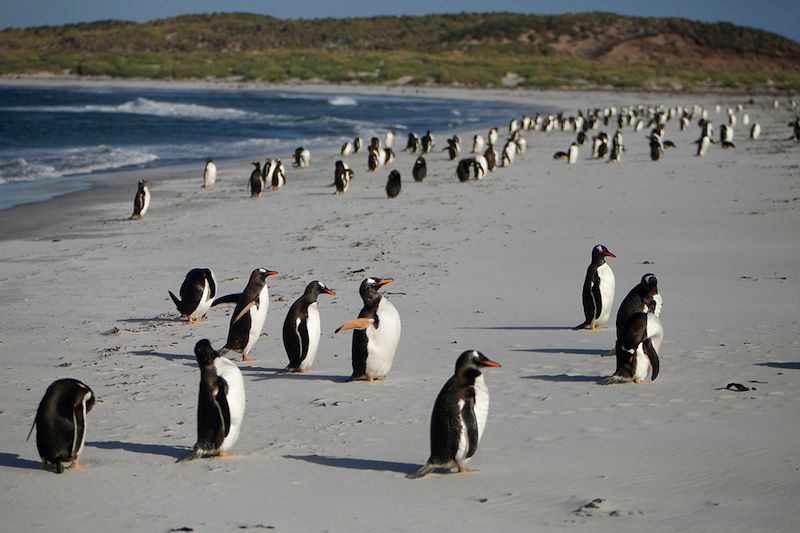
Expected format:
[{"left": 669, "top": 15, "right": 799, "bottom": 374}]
[
  {"left": 249, "top": 162, "right": 263, "bottom": 197},
  {"left": 271, "top": 159, "right": 286, "bottom": 191},
  {"left": 483, "top": 145, "right": 497, "bottom": 171},
  {"left": 790, "top": 118, "right": 800, "bottom": 142},
  {"left": 472, "top": 134, "right": 485, "bottom": 154},
  {"left": 750, "top": 123, "right": 761, "bottom": 140},
  {"left": 217, "top": 268, "right": 278, "bottom": 361},
  {"left": 335, "top": 277, "right": 401, "bottom": 381},
  {"left": 386, "top": 170, "right": 401, "bottom": 198},
  {"left": 341, "top": 141, "right": 354, "bottom": 157},
  {"left": 28, "top": 378, "right": 95, "bottom": 473},
  {"left": 421, "top": 131, "right": 435, "bottom": 153},
  {"left": 405, "top": 133, "right": 421, "bottom": 153},
  {"left": 202, "top": 159, "right": 217, "bottom": 189},
  {"left": 412, "top": 156, "right": 427, "bottom": 182},
  {"left": 574, "top": 245, "right": 616, "bottom": 330},
  {"left": 456, "top": 158, "right": 473, "bottom": 182},
  {"left": 473, "top": 155, "right": 487, "bottom": 180},
  {"left": 334, "top": 160, "right": 353, "bottom": 194},
  {"left": 130, "top": 179, "right": 150, "bottom": 220},
  {"left": 603, "top": 312, "right": 663, "bottom": 384},
  {"left": 293, "top": 147, "right": 310, "bottom": 168},
  {"left": 616, "top": 273, "right": 662, "bottom": 335},
  {"left": 407, "top": 350, "right": 501, "bottom": 479},
  {"left": 282, "top": 281, "right": 336, "bottom": 373},
  {"left": 178, "top": 339, "right": 245, "bottom": 461},
  {"left": 169, "top": 268, "right": 218, "bottom": 323}
]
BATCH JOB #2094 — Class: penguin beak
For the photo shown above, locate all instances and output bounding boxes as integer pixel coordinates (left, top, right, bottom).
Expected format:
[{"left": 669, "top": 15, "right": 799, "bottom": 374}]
[
  {"left": 324, "top": 289, "right": 336, "bottom": 296},
  {"left": 265, "top": 270, "right": 279, "bottom": 277},
  {"left": 480, "top": 358, "right": 502, "bottom": 368},
  {"left": 603, "top": 251, "right": 616, "bottom": 258},
  {"left": 377, "top": 278, "right": 393, "bottom": 286}
]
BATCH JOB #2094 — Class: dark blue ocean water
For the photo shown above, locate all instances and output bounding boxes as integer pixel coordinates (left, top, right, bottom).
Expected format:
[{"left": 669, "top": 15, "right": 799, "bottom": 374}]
[{"left": 0, "top": 85, "right": 530, "bottom": 210}]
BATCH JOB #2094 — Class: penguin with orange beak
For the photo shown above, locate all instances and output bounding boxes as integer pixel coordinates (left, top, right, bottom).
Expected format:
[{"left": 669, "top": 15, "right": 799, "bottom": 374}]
[
  {"left": 282, "top": 281, "right": 336, "bottom": 373},
  {"left": 574, "top": 244, "right": 616, "bottom": 331}
]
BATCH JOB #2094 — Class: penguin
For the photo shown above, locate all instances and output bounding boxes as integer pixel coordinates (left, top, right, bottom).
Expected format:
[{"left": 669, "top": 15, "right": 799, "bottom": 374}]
[
  {"left": 750, "top": 123, "right": 761, "bottom": 140},
  {"left": 341, "top": 141, "right": 354, "bottom": 157},
  {"left": 367, "top": 148, "right": 381, "bottom": 172},
  {"left": 421, "top": 130, "right": 435, "bottom": 153},
  {"left": 501, "top": 141, "right": 516, "bottom": 167},
  {"left": 445, "top": 136, "right": 460, "bottom": 160},
  {"left": 353, "top": 137, "right": 362, "bottom": 153},
  {"left": 568, "top": 142, "right": 579, "bottom": 163},
  {"left": 334, "top": 160, "right": 352, "bottom": 195},
  {"left": 487, "top": 127, "right": 498, "bottom": 146},
  {"left": 249, "top": 162, "right": 263, "bottom": 197},
  {"left": 202, "top": 159, "right": 217, "bottom": 189},
  {"left": 696, "top": 135, "right": 713, "bottom": 156},
  {"left": 220, "top": 268, "right": 278, "bottom": 361},
  {"left": 603, "top": 312, "right": 663, "bottom": 384},
  {"left": 177, "top": 339, "right": 245, "bottom": 461},
  {"left": 789, "top": 118, "right": 800, "bottom": 142},
  {"left": 553, "top": 150, "right": 569, "bottom": 161},
  {"left": 574, "top": 244, "right": 616, "bottom": 330},
  {"left": 483, "top": 145, "right": 497, "bottom": 171},
  {"left": 473, "top": 155, "right": 487, "bottom": 180},
  {"left": 609, "top": 135, "right": 624, "bottom": 162},
  {"left": 262, "top": 158, "right": 278, "bottom": 190},
  {"left": 282, "top": 281, "right": 336, "bottom": 373},
  {"left": 649, "top": 137, "right": 663, "bottom": 161},
  {"left": 169, "top": 268, "right": 218, "bottom": 323},
  {"left": 271, "top": 159, "right": 286, "bottom": 191},
  {"left": 407, "top": 350, "right": 501, "bottom": 479},
  {"left": 405, "top": 133, "right": 421, "bottom": 153},
  {"left": 383, "top": 148, "right": 396, "bottom": 166},
  {"left": 456, "top": 158, "right": 473, "bottom": 182},
  {"left": 384, "top": 131, "right": 395, "bottom": 149},
  {"left": 472, "top": 134, "right": 485, "bottom": 154},
  {"left": 614, "top": 273, "right": 662, "bottom": 346},
  {"left": 386, "top": 169, "right": 401, "bottom": 199},
  {"left": 27, "top": 378, "right": 95, "bottom": 473},
  {"left": 293, "top": 147, "right": 310, "bottom": 168},
  {"left": 720, "top": 124, "right": 734, "bottom": 144},
  {"left": 514, "top": 136, "right": 527, "bottom": 155},
  {"left": 412, "top": 156, "right": 427, "bottom": 182},
  {"left": 130, "top": 179, "right": 150, "bottom": 220},
  {"left": 576, "top": 130, "right": 587, "bottom": 146},
  {"left": 335, "top": 277, "right": 401, "bottom": 381}
]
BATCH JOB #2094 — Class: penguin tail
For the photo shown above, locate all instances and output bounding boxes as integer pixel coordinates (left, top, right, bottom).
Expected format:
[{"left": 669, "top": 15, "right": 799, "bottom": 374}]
[
  {"left": 26, "top": 415, "right": 37, "bottom": 441},
  {"left": 406, "top": 463, "right": 436, "bottom": 479},
  {"left": 573, "top": 321, "right": 590, "bottom": 330},
  {"left": 600, "top": 374, "right": 631, "bottom": 385},
  {"left": 168, "top": 290, "right": 182, "bottom": 310},
  {"left": 176, "top": 448, "right": 201, "bottom": 463}
]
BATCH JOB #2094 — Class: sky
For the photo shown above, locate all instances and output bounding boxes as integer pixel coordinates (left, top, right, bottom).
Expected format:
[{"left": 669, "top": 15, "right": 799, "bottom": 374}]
[{"left": 1, "top": 0, "right": 798, "bottom": 42}]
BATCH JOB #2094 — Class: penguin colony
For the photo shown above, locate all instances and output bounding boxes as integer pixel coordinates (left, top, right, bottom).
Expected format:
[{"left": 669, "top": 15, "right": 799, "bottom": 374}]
[{"left": 30, "top": 96, "right": 789, "bottom": 477}]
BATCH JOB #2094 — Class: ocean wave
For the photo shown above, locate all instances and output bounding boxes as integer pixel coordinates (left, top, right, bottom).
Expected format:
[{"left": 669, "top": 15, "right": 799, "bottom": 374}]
[
  {"left": 7, "top": 98, "right": 288, "bottom": 122},
  {"left": 328, "top": 96, "right": 358, "bottom": 106},
  {"left": 0, "top": 146, "right": 158, "bottom": 183}
]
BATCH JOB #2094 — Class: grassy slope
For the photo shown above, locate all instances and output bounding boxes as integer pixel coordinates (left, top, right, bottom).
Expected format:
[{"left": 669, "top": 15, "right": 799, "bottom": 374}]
[{"left": 1, "top": 12, "right": 799, "bottom": 91}]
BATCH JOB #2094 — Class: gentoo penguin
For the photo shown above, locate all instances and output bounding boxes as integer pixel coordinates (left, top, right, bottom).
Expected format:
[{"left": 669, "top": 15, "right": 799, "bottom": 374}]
[
  {"left": 178, "top": 339, "right": 245, "bottom": 461},
  {"left": 407, "top": 350, "right": 501, "bottom": 479},
  {"left": 271, "top": 159, "right": 286, "bottom": 191},
  {"left": 750, "top": 123, "right": 761, "bottom": 140},
  {"left": 367, "top": 148, "right": 381, "bottom": 172},
  {"left": 501, "top": 141, "right": 516, "bottom": 167},
  {"left": 487, "top": 127, "right": 499, "bottom": 146},
  {"left": 456, "top": 158, "right": 473, "bottom": 182},
  {"left": 445, "top": 136, "right": 460, "bottom": 160},
  {"left": 293, "top": 147, "right": 310, "bottom": 168},
  {"left": 790, "top": 118, "right": 800, "bottom": 142},
  {"left": 130, "top": 179, "right": 150, "bottom": 220},
  {"left": 472, "top": 134, "right": 485, "bottom": 154},
  {"left": 384, "top": 131, "right": 395, "bottom": 149},
  {"left": 483, "top": 145, "right": 497, "bottom": 171},
  {"left": 169, "top": 268, "right": 218, "bottom": 323},
  {"left": 421, "top": 130, "right": 435, "bottom": 153},
  {"left": 335, "top": 277, "right": 401, "bottom": 381},
  {"left": 220, "top": 268, "right": 278, "bottom": 361},
  {"left": 567, "top": 142, "right": 579, "bottom": 163},
  {"left": 405, "top": 133, "right": 421, "bottom": 153},
  {"left": 249, "top": 162, "right": 263, "bottom": 197},
  {"left": 412, "top": 156, "right": 427, "bottom": 182},
  {"left": 720, "top": 124, "right": 734, "bottom": 144},
  {"left": 353, "top": 137, "right": 362, "bottom": 153},
  {"left": 386, "top": 170, "right": 401, "bottom": 198},
  {"left": 334, "top": 160, "right": 353, "bottom": 195},
  {"left": 202, "top": 159, "right": 217, "bottom": 189},
  {"left": 574, "top": 244, "right": 616, "bottom": 330},
  {"left": 282, "top": 281, "right": 336, "bottom": 373},
  {"left": 649, "top": 137, "right": 663, "bottom": 161},
  {"left": 341, "top": 141, "right": 354, "bottom": 157},
  {"left": 383, "top": 147, "right": 396, "bottom": 166},
  {"left": 473, "top": 155, "right": 487, "bottom": 180},
  {"left": 28, "top": 378, "right": 95, "bottom": 473},
  {"left": 616, "top": 273, "right": 662, "bottom": 336},
  {"left": 603, "top": 312, "right": 663, "bottom": 384},
  {"left": 696, "top": 134, "right": 713, "bottom": 156},
  {"left": 262, "top": 158, "right": 278, "bottom": 190}
]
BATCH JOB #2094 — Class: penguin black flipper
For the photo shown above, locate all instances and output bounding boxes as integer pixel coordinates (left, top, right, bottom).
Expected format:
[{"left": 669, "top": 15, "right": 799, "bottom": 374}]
[
  {"left": 462, "top": 386, "right": 479, "bottom": 459},
  {"left": 211, "top": 293, "right": 242, "bottom": 307},
  {"left": 574, "top": 269, "right": 596, "bottom": 329},
  {"left": 351, "top": 330, "right": 369, "bottom": 380},
  {"left": 216, "top": 376, "right": 231, "bottom": 437},
  {"left": 590, "top": 272, "right": 602, "bottom": 320},
  {"left": 428, "top": 377, "right": 462, "bottom": 466},
  {"left": 282, "top": 311, "right": 309, "bottom": 370},
  {"left": 297, "top": 319, "right": 309, "bottom": 365},
  {"left": 643, "top": 338, "right": 660, "bottom": 381}
]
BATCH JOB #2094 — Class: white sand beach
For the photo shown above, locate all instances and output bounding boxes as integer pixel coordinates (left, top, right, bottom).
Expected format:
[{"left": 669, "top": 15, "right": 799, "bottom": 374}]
[{"left": 0, "top": 83, "right": 798, "bottom": 532}]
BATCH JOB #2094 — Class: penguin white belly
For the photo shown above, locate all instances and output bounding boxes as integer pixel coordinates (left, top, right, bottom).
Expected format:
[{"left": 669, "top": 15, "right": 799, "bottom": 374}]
[
  {"left": 594, "top": 263, "right": 615, "bottom": 327},
  {"left": 365, "top": 299, "right": 401, "bottom": 379},
  {"left": 244, "top": 286, "right": 270, "bottom": 356},
  {"left": 189, "top": 281, "right": 212, "bottom": 320},
  {"left": 215, "top": 356, "right": 246, "bottom": 451},
  {"left": 300, "top": 303, "right": 321, "bottom": 371},
  {"left": 204, "top": 164, "right": 217, "bottom": 187},
  {"left": 646, "top": 314, "right": 664, "bottom": 354},
  {"left": 472, "top": 374, "right": 490, "bottom": 442},
  {"left": 141, "top": 188, "right": 151, "bottom": 216},
  {"left": 455, "top": 400, "right": 469, "bottom": 464},
  {"left": 651, "top": 293, "right": 663, "bottom": 317},
  {"left": 633, "top": 345, "right": 652, "bottom": 382},
  {"left": 74, "top": 390, "right": 92, "bottom": 459},
  {"left": 568, "top": 145, "right": 578, "bottom": 164}
]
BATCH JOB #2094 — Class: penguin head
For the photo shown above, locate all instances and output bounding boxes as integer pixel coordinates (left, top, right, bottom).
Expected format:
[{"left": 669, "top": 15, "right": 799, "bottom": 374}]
[
  {"left": 306, "top": 280, "right": 336, "bottom": 298},
  {"left": 138, "top": 179, "right": 150, "bottom": 188},
  {"left": 641, "top": 273, "right": 659, "bottom": 296},
  {"left": 251, "top": 268, "right": 278, "bottom": 286},
  {"left": 454, "top": 350, "right": 502, "bottom": 375},
  {"left": 360, "top": 277, "right": 392, "bottom": 303},
  {"left": 194, "top": 339, "right": 219, "bottom": 367},
  {"left": 415, "top": 156, "right": 426, "bottom": 168},
  {"left": 388, "top": 170, "right": 401, "bottom": 182},
  {"left": 206, "top": 158, "right": 213, "bottom": 164},
  {"left": 592, "top": 245, "right": 616, "bottom": 264},
  {"left": 73, "top": 380, "right": 96, "bottom": 413}
]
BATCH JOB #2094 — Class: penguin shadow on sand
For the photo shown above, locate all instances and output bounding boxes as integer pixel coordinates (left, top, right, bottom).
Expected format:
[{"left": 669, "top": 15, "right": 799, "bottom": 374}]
[
  {"left": 284, "top": 454, "right": 419, "bottom": 475},
  {"left": 755, "top": 361, "right": 800, "bottom": 370},
  {"left": 522, "top": 374, "right": 606, "bottom": 383},
  {"left": 118, "top": 315, "right": 184, "bottom": 325},
  {"left": 457, "top": 325, "right": 575, "bottom": 331},
  {"left": 129, "top": 348, "right": 195, "bottom": 362},
  {"left": 513, "top": 347, "right": 610, "bottom": 357},
  {"left": 88, "top": 441, "right": 188, "bottom": 459},
  {"left": 0, "top": 453, "right": 42, "bottom": 471},
  {"left": 243, "top": 367, "right": 350, "bottom": 383}
]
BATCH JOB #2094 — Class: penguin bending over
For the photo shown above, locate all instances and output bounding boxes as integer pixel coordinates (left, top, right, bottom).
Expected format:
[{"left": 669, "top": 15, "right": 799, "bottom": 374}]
[
  {"left": 335, "top": 277, "right": 401, "bottom": 381},
  {"left": 574, "top": 244, "right": 616, "bottom": 330},
  {"left": 28, "top": 378, "right": 95, "bottom": 473},
  {"left": 412, "top": 156, "right": 427, "bottom": 182},
  {"left": 202, "top": 159, "right": 217, "bottom": 189},
  {"left": 219, "top": 268, "right": 278, "bottom": 361},
  {"left": 130, "top": 180, "right": 150, "bottom": 220},
  {"left": 178, "top": 339, "right": 245, "bottom": 461},
  {"left": 169, "top": 268, "right": 218, "bottom": 323},
  {"left": 603, "top": 312, "right": 663, "bottom": 384},
  {"left": 407, "top": 350, "right": 501, "bottom": 479},
  {"left": 282, "top": 281, "right": 336, "bottom": 373},
  {"left": 456, "top": 158, "right": 473, "bottom": 182}
]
